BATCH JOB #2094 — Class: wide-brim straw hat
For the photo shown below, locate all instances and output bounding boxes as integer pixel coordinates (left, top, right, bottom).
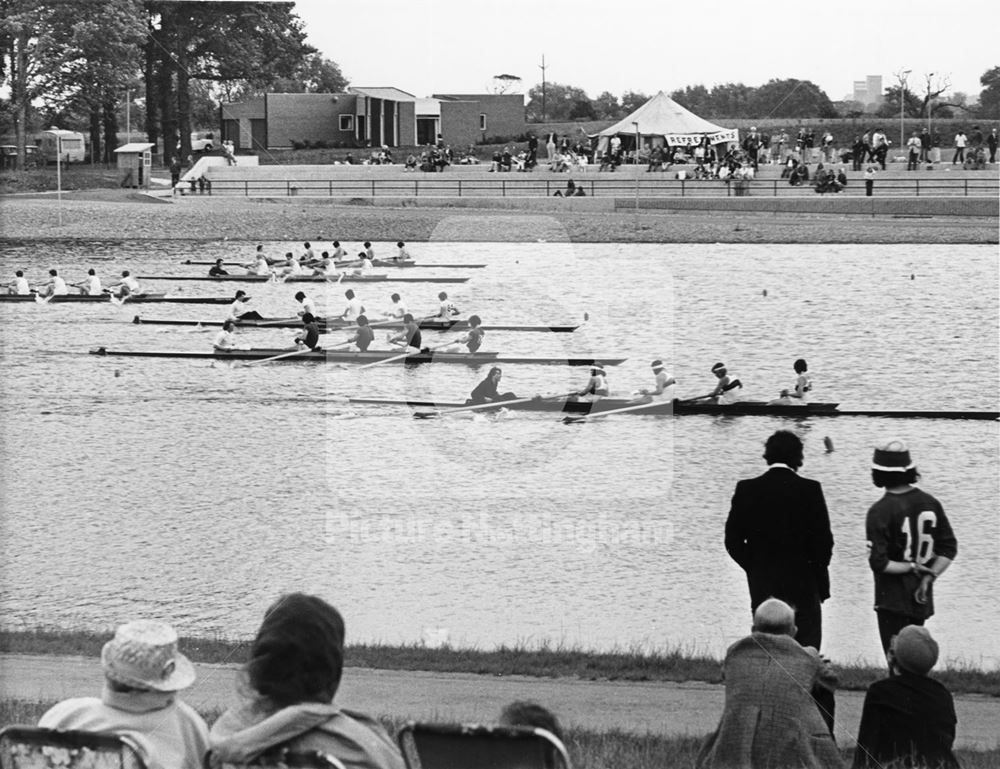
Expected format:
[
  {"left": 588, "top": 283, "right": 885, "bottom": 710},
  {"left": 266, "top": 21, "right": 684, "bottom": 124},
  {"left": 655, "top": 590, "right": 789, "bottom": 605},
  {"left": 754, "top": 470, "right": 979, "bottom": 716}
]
[{"left": 101, "top": 620, "right": 196, "bottom": 692}]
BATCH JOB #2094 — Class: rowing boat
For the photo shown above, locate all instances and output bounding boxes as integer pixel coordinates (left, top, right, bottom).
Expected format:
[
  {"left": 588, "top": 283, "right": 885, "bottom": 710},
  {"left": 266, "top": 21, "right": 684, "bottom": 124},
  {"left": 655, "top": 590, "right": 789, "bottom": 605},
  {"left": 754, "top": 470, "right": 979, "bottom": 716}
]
[
  {"left": 131, "top": 315, "right": 581, "bottom": 333},
  {"left": 346, "top": 397, "right": 1000, "bottom": 420},
  {"left": 138, "top": 274, "right": 469, "bottom": 284},
  {"left": 181, "top": 260, "right": 487, "bottom": 269},
  {"left": 89, "top": 347, "right": 626, "bottom": 366},
  {"left": 0, "top": 293, "right": 232, "bottom": 304}
]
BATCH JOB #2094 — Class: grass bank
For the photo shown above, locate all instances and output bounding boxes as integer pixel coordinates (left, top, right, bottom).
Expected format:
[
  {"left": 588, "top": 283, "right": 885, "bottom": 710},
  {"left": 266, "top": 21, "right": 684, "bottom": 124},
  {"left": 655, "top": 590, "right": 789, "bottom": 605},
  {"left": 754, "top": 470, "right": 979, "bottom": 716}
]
[
  {"left": 3, "top": 628, "right": 998, "bottom": 697},
  {"left": 2, "top": 697, "right": 996, "bottom": 769}
]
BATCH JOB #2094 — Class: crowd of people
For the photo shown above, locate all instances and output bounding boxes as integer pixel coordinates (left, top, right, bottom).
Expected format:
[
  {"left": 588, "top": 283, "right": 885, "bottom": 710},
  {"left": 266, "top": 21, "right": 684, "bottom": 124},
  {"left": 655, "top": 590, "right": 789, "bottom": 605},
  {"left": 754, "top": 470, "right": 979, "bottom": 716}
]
[{"left": 20, "top": 430, "right": 963, "bottom": 769}]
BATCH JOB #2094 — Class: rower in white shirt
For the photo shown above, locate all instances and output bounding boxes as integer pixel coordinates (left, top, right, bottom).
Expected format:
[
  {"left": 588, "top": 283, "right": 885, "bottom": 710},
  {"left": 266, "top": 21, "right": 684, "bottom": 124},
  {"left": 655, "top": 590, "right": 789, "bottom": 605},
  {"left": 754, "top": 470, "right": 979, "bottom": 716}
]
[
  {"left": 340, "top": 289, "right": 365, "bottom": 321},
  {"left": 72, "top": 268, "right": 102, "bottom": 295},
  {"left": 107, "top": 270, "right": 141, "bottom": 297},
  {"left": 294, "top": 290, "right": 318, "bottom": 318},
  {"left": 384, "top": 293, "right": 408, "bottom": 318},
  {"left": 213, "top": 319, "right": 249, "bottom": 351},
  {"left": 246, "top": 253, "right": 271, "bottom": 276},
  {"left": 394, "top": 241, "right": 414, "bottom": 263},
  {"left": 330, "top": 241, "right": 347, "bottom": 261},
  {"left": 436, "top": 291, "right": 459, "bottom": 318},
  {"left": 39, "top": 269, "right": 68, "bottom": 297},
  {"left": 278, "top": 252, "right": 302, "bottom": 277},
  {"left": 6, "top": 270, "right": 30, "bottom": 295},
  {"left": 692, "top": 362, "right": 743, "bottom": 404},
  {"left": 640, "top": 359, "right": 677, "bottom": 401},
  {"left": 351, "top": 252, "right": 374, "bottom": 276},
  {"left": 228, "top": 290, "right": 262, "bottom": 321},
  {"left": 362, "top": 241, "right": 376, "bottom": 260},
  {"left": 575, "top": 366, "right": 609, "bottom": 401}
]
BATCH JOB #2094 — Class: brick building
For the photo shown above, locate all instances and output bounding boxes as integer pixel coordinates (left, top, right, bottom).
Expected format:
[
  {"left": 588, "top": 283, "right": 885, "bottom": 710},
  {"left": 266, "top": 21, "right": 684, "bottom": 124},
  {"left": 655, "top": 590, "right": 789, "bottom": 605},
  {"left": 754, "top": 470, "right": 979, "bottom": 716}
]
[{"left": 220, "top": 88, "right": 524, "bottom": 151}]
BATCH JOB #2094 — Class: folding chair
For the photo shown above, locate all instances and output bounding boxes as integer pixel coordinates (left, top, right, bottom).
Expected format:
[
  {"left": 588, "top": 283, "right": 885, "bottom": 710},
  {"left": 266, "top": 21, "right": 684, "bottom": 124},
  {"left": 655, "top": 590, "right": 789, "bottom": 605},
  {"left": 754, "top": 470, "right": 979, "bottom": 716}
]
[
  {"left": 397, "top": 722, "right": 570, "bottom": 769},
  {"left": 0, "top": 725, "right": 146, "bottom": 769},
  {"left": 213, "top": 746, "right": 346, "bottom": 769}
]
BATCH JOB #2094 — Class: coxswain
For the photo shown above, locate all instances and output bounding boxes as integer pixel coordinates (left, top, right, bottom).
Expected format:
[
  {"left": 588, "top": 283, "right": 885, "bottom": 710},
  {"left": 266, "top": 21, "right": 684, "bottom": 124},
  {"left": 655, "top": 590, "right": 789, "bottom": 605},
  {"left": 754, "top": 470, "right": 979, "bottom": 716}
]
[
  {"left": 294, "top": 312, "right": 322, "bottom": 351},
  {"left": 790, "top": 358, "right": 812, "bottom": 400},
  {"left": 213, "top": 319, "right": 245, "bottom": 351},
  {"left": 6, "top": 270, "right": 30, "bottom": 295},
  {"left": 347, "top": 314, "right": 375, "bottom": 351},
  {"left": 384, "top": 293, "right": 408, "bottom": 318},
  {"left": 208, "top": 258, "right": 229, "bottom": 277},
  {"left": 294, "top": 290, "right": 318, "bottom": 319},
  {"left": 388, "top": 313, "right": 426, "bottom": 352},
  {"left": 38, "top": 269, "right": 69, "bottom": 297},
  {"left": 694, "top": 362, "right": 743, "bottom": 404},
  {"left": 467, "top": 367, "right": 518, "bottom": 405},
  {"left": 394, "top": 241, "right": 414, "bottom": 263},
  {"left": 228, "top": 290, "right": 263, "bottom": 321},
  {"left": 437, "top": 291, "right": 459, "bottom": 318},
  {"left": 575, "top": 366, "right": 609, "bottom": 400},
  {"left": 640, "top": 359, "right": 677, "bottom": 400},
  {"left": 446, "top": 314, "right": 485, "bottom": 353},
  {"left": 340, "top": 289, "right": 365, "bottom": 322},
  {"left": 107, "top": 270, "right": 140, "bottom": 297},
  {"left": 301, "top": 242, "right": 315, "bottom": 263},
  {"left": 73, "top": 268, "right": 102, "bottom": 296},
  {"left": 331, "top": 241, "right": 347, "bottom": 261}
]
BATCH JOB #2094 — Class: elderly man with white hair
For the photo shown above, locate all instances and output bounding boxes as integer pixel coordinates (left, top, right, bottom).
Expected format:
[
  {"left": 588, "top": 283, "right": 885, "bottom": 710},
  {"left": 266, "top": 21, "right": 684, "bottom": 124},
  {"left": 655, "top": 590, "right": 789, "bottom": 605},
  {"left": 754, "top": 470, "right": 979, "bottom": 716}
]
[
  {"left": 39, "top": 619, "right": 209, "bottom": 769},
  {"left": 696, "top": 598, "right": 843, "bottom": 769}
]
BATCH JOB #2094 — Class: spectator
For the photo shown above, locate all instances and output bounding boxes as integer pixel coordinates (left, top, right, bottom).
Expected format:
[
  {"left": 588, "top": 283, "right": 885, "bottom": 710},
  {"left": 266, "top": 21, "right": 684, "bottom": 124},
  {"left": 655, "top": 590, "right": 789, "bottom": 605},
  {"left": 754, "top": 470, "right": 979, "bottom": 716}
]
[
  {"left": 969, "top": 125, "right": 983, "bottom": 148},
  {"left": 851, "top": 136, "right": 866, "bottom": 171},
  {"left": 553, "top": 178, "right": 584, "bottom": 197},
  {"left": 919, "top": 128, "right": 931, "bottom": 163},
  {"left": 864, "top": 165, "right": 876, "bottom": 196},
  {"left": 952, "top": 129, "right": 967, "bottom": 164},
  {"left": 169, "top": 156, "right": 183, "bottom": 189},
  {"left": 527, "top": 133, "right": 538, "bottom": 167},
  {"left": 852, "top": 626, "right": 959, "bottom": 769},
  {"left": 404, "top": 154, "right": 417, "bottom": 171},
  {"left": 906, "top": 131, "right": 922, "bottom": 171},
  {"left": 725, "top": 430, "right": 834, "bottom": 648},
  {"left": 695, "top": 599, "right": 842, "bottom": 769},
  {"left": 742, "top": 127, "right": 761, "bottom": 170},
  {"left": 836, "top": 168, "right": 848, "bottom": 187},
  {"left": 871, "top": 128, "right": 889, "bottom": 170},
  {"left": 38, "top": 620, "right": 209, "bottom": 769},
  {"left": 865, "top": 440, "right": 957, "bottom": 658},
  {"left": 209, "top": 593, "right": 404, "bottom": 768},
  {"left": 988, "top": 128, "right": 998, "bottom": 163}
]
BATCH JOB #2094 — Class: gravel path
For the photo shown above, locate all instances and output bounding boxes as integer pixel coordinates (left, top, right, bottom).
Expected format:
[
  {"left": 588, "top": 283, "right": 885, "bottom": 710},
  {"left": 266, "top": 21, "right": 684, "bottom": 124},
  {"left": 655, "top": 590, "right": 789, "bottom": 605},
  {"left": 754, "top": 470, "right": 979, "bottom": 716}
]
[
  {"left": 0, "top": 193, "right": 995, "bottom": 243},
  {"left": 2, "top": 654, "right": 998, "bottom": 749}
]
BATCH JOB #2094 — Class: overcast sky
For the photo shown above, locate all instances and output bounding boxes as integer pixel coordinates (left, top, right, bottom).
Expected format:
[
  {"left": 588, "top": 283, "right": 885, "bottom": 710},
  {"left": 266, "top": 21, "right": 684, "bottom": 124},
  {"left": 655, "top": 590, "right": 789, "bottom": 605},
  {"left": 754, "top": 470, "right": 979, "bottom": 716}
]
[{"left": 292, "top": 0, "right": 994, "bottom": 104}]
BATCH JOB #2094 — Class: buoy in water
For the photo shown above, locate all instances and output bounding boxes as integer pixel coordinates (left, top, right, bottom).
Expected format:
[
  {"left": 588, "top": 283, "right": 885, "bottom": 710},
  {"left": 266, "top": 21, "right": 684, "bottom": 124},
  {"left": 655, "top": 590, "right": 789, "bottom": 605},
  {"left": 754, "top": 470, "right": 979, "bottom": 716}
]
[
  {"left": 114, "top": 370, "right": 121, "bottom": 378},
  {"left": 823, "top": 436, "right": 834, "bottom": 453},
  {"left": 762, "top": 289, "right": 768, "bottom": 297}
]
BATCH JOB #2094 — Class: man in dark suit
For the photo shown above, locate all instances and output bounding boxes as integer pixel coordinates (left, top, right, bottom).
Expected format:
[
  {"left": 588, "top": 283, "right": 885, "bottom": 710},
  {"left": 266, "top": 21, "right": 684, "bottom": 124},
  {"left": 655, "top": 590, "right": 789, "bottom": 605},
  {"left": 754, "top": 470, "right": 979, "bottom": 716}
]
[{"left": 725, "top": 430, "right": 834, "bottom": 650}]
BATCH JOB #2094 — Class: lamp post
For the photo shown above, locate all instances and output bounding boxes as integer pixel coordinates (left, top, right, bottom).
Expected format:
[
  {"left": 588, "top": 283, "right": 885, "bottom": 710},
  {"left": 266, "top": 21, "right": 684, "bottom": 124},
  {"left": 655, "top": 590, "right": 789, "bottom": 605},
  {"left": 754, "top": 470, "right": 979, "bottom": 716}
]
[
  {"left": 898, "top": 69, "right": 911, "bottom": 151},
  {"left": 632, "top": 121, "right": 640, "bottom": 216},
  {"left": 925, "top": 73, "right": 934, "bottom": 138}
]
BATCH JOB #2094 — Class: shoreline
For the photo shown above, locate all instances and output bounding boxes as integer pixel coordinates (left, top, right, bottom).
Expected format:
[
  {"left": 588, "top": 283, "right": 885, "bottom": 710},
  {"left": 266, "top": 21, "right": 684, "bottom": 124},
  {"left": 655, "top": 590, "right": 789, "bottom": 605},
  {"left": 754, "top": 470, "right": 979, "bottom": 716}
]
[{"left": 2, "top": 628, "right": 997, "bottom": 696}]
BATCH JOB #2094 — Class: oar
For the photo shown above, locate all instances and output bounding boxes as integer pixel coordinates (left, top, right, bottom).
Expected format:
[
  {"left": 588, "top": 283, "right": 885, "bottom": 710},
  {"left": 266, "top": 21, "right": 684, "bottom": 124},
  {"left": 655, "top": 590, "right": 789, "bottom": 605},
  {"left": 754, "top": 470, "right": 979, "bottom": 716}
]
[
  {"left": 413, "top": 390, "right": 577, "bottom": 419},
  {"left": 356, "top": 340, "right": 455, "bottom": 370},
  {"left": 33, "top": 291, "right": 54, "bottom": 305},
  {"left": 562, "top": 397, "right": 660, "bottom": 424},
  {"left": 239, "top": 346, "right": 320, "bottom": 367}
]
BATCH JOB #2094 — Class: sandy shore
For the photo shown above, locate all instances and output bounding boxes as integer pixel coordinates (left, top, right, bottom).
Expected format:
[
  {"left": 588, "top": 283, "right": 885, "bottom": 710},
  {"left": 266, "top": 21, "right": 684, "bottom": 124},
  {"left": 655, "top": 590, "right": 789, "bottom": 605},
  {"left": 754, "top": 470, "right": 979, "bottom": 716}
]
[
  {"left": 0, "top": 192, "right": 995, "bottom": 243},
  {"left": 2, "top": 654, "right": 999, "bottom": 749}
]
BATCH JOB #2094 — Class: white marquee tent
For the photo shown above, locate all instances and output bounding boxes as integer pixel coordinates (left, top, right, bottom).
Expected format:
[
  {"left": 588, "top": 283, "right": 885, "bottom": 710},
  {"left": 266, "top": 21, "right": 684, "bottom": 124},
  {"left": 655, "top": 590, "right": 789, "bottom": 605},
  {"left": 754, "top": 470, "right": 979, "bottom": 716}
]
[{"left": 593, "top": 91, "right": 738, "bottom": 154}]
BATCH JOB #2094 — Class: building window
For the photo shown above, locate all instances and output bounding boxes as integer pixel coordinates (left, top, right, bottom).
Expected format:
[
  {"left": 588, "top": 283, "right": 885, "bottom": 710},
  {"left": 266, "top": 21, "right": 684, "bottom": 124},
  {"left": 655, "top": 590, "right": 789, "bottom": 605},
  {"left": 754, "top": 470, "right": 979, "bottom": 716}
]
[
  {"left": 479, "top": 114, "right": 487, "bottom": 131},
  {"left": 339, "top": 115, "right": 354, "bottom": 131}
]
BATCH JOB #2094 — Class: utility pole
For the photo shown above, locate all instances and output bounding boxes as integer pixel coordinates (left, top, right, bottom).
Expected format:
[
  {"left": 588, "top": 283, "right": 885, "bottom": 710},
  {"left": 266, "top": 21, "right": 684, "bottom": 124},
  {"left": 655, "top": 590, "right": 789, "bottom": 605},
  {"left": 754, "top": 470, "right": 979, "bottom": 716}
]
[
  {"left": 894, "top": 67, "right": 911, "bottom": 150},
  {"left": 539, "top": 54, "right": 547, "bottom": 123}
]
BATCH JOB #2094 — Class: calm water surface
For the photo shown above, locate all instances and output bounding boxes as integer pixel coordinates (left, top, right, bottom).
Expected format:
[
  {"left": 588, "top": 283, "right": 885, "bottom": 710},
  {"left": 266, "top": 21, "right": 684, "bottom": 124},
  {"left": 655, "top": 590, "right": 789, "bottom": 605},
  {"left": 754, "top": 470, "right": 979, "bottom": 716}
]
[{"left": 0, "top": 240, "right": 997, "bottom": 669}]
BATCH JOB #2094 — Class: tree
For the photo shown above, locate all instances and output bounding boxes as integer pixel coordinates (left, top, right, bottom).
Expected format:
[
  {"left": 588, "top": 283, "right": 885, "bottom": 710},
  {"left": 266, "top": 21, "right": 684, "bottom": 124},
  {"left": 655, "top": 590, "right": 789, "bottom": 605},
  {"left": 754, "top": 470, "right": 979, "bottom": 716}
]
[
  {"left": 490, "top": 73, "right": 521, "bottom": 94},
  {"left": 876, "top": 85, "right": 924, "bottom": 119},
  {"left": 525, "top": 82, "right": 590, "bottom": 122},
  {"left": 568, "top": 98, "right": 596, "bottom": 121},
  {"left": 270, "top": 53, "right": 348, "bottom": 93},
  {"left": 592, "top": 91, "right": 620, "bottom": 120},
  {"left": 747, "top": 79, "right": 838, "bottom": 119},
  {"left": 977, "top": 66, "right": 1000, "bottom": 117},
  {"left": 671, "top": 85, "right": 710, "bottom": 116},
  {"left": 619, "top": 90, "right": 648, "bottom": 115},
  {"left": 914, "top": 73, "right": 954, "bottom": 123}
]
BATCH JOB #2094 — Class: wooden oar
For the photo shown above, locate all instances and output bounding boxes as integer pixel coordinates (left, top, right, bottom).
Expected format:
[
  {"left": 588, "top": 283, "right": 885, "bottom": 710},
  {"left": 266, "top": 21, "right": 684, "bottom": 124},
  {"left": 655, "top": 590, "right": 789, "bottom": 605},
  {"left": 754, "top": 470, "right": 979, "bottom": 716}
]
[
  {"left": 562, "top": 397, "right": 660, "bottom": 424},
  {"left": 413, "top": 390, "right": 578, "bottom": 419},
  {"left": 356, "top": 340, "right": 455, "bottom": 370},
  {"left": 239, "top": 346, "right": 319, "bottom": 367}
]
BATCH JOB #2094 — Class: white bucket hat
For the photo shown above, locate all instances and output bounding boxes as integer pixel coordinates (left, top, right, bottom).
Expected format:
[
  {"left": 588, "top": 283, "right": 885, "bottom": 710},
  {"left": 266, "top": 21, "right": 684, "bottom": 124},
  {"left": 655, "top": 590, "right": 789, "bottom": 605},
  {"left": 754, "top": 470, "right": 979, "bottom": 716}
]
[{"left": 101, "top": 620, "right": 196, "bottom": 692}]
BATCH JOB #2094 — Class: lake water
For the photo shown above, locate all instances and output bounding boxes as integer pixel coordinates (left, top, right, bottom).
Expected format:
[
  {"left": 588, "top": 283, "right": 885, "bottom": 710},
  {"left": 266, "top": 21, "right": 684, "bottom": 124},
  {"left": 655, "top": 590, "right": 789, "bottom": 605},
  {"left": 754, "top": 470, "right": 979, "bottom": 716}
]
[{"left": 0, "top": 240, "right": 997, "bottom": 670}]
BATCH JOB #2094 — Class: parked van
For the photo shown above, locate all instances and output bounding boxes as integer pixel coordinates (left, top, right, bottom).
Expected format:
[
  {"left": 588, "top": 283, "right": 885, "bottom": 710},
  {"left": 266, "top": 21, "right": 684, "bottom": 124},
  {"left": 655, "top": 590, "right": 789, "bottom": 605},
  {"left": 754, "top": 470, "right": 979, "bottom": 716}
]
[{"left": 34, "top": 128, "right": 86, "bottom": 164}]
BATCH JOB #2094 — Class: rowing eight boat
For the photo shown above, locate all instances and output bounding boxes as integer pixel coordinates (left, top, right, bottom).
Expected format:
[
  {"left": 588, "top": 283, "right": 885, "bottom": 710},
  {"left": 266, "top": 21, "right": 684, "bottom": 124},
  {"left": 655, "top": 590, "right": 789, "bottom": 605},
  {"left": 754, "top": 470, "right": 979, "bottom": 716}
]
[
  {"left": 0, "top": 294, "right": 232, "bottom": 304},
  {"left": 131, "top": 316, "right": 581, "bottom": 333},
  {"left": 138, "top": 274, "right": 469, "bottom": 284},
  {"left": 89, "top": 347, "right": 626, "bottom": 366},
  {"left": 181, "top": 260, "right": 487, "bottom": 269},
  {"left": 347, "top": 397, "right": 1000, "bottom": 420}
]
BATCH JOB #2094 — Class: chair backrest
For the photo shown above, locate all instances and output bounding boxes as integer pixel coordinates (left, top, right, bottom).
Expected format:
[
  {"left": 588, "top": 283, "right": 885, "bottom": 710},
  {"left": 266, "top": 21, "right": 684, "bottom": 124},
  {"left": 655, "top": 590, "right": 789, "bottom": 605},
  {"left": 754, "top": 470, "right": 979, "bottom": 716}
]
[
  {"left": 398, "top": 722, "right": 570, "bottom": 769},
  {"left": 0, "top": 725, "right": 146, "bottom": 769},
  {"left": 213, "top": 747, "right": 346, "bottom": 769}
]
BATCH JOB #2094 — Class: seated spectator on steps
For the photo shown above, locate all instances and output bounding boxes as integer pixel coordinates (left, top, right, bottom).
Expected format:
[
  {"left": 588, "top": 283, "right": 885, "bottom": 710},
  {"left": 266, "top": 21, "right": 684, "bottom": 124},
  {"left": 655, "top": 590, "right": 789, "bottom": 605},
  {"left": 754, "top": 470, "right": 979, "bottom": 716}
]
[
  {"left": 695, "top": 598, "right": 842, "bottom": 769},
  {"left": 851, "top": 626, "right": 959, "bottom": 769},
  {"left": 553, "top": 178, "right": 584, "bottom": 197},
  {"left": 39, "top": 620, "right": 209, "bottom": 769},
  {"left": 208, "top": 593, "right": 404, "bottom": 769}
]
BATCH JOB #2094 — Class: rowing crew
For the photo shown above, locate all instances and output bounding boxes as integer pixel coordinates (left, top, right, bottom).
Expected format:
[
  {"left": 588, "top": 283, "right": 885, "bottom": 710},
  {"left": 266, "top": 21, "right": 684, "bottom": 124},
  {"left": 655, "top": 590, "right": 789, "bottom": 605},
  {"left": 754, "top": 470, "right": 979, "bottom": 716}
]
[
  {"left": 5, "top": 269, "right": 141, "bottom": 298},
  {"left": 236, "top": 240, "right": 415, "bottom": 277}
]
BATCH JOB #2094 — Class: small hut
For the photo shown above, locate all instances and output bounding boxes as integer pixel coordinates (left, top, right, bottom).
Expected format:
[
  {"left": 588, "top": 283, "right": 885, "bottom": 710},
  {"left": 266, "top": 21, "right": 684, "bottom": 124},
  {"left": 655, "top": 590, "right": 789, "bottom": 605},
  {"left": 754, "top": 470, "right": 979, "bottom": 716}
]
[{"left": 114, "top": 142, "right": 155, "bottom": 189}]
